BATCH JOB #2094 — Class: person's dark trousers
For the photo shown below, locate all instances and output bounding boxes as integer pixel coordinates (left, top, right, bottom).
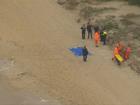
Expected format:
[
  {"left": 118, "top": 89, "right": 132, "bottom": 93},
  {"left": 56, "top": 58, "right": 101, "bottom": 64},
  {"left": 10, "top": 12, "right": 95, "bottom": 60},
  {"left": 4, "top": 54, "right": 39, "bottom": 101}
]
[
  {"left": 82, "top": 32, "right": 86, "bottom": 39},
  {"left": 116, "top": 58, "right": 121, "bottom": 65},
  {"left": 103, "top": 36, "right": 107, "bottom": 45},
  {"left": 88, "top": 31, "right": 92, "bottom": 39},
  {"left": 100, "top": 35, "right": 103, "bottom": 42},
  {"left": 83, "top": 55, "right": 87, "bottom": 62}
]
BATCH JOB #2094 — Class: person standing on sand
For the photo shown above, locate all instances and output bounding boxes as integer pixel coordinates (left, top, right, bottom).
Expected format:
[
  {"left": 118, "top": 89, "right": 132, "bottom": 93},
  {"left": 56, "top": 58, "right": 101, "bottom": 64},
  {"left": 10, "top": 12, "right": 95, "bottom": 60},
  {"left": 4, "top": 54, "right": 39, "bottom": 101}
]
[
  {"left": 81, "top": 24, "right": 86, "bottom": 40},
  {"left": 100, "top": 29, "right": 104, "bottom": 42},
  {"left": 94, "top": 31, "right": 100, "bottom": 47},
  {"left": 102, "top": 31, "right": 107, "bottom": 45},
  {"left": 82, "top": 46, "right": 89, "bottom": 62},
  {"left": 87, "top": 22, "right": 93, "bottom": 39}
]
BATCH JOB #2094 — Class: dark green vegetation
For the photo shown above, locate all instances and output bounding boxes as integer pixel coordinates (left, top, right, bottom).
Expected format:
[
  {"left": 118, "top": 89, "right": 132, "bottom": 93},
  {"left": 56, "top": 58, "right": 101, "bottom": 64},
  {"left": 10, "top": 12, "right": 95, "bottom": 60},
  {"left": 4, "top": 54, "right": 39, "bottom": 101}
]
[
  {"left": 127, "top": 0, "right": 140, "bottom": 5},
  {"left": 65, "top": 0, "right": 79, "bottom": 9},
  {"left": 80, "top": 7, "right": 116, "bottom": 19},
  {"left": 96, "top": 0, "right": 140, "bottom": 5}
]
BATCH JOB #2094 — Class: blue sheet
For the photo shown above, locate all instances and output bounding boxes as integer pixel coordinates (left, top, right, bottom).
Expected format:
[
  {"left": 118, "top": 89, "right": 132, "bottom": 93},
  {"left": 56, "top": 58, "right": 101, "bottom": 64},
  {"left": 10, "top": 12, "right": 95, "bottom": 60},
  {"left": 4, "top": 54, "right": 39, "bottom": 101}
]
[{"left": 69, "top": 47, "right": 91, "bottom": 57}]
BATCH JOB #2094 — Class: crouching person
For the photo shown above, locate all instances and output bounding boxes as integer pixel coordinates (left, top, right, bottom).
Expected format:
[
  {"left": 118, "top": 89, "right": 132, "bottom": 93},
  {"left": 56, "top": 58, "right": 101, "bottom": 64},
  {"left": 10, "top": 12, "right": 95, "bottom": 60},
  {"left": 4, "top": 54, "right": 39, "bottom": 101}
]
[
  {"left": 112, "top": 44, "right": 123, "bottom": 65},
  {"left": 124, "top": 44, "right": 131, "bottom": 61},
  {"left": 82, "top": 46, "right": 89, "bottom": 62}
]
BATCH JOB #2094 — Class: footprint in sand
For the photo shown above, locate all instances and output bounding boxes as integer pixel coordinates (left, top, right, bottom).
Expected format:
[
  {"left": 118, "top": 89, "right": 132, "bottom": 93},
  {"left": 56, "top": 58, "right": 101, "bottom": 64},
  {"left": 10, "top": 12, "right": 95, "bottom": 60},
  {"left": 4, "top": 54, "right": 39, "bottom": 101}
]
[{"left": 0, "top": 58, "right": 15, "bottom": 72}]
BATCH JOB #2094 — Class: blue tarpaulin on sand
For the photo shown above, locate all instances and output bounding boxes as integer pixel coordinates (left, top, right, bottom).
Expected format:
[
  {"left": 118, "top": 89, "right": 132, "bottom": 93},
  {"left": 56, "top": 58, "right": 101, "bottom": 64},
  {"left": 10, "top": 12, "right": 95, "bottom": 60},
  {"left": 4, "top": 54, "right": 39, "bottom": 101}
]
[{"left": 69, "top": 47, "right": 91, "bottom": 57}]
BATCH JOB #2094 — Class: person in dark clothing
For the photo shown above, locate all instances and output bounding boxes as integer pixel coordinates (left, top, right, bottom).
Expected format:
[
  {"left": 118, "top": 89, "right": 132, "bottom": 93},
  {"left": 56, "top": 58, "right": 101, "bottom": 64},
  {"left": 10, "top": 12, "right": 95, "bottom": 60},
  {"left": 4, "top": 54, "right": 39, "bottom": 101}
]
[
  {"left": 87, "top": 23, "right": 92, "bottom": 39},
  {"left": 81, "top": 24, "right": 86, "bottom": 40},
  {"left": 100, "top": 30, "right": 104, "bottom": 42},
  {"left": 102, "top": 31, "right": 107, "bottom": 45},
  {"left": 82, "top": 46, "right": 89, "bottom": 62}
]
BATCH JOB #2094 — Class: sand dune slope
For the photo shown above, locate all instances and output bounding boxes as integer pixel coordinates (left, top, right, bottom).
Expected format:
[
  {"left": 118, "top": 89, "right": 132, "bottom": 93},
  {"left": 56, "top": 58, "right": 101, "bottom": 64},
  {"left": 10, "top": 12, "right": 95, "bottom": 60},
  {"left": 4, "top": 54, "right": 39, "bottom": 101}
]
[{"left": 0, "top": 0, "right": 140, "bottom": 105}]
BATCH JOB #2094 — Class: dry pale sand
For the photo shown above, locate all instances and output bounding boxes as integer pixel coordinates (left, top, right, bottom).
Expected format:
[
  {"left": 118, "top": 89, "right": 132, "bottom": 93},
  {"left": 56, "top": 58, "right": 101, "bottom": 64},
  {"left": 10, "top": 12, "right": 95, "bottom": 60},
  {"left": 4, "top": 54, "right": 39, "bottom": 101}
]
[{"left": 0, "top": 0, "right": 140, "bottom": 105}]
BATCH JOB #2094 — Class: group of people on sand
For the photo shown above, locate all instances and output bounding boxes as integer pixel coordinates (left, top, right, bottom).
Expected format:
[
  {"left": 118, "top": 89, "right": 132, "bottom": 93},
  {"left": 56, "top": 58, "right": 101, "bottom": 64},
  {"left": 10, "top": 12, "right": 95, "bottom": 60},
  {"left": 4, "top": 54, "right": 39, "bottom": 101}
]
[
  {"left": 112, "top": 41, "right": 131, "bottom": 65},
  {"left": 81, "top": 22, "right": 108, "bottom": 47},
  {"left": 80, "top": 21, "right": 108, "bottom": 62},
  {"left": 80, "top": 21, "right": 131, "bottom": 64}
]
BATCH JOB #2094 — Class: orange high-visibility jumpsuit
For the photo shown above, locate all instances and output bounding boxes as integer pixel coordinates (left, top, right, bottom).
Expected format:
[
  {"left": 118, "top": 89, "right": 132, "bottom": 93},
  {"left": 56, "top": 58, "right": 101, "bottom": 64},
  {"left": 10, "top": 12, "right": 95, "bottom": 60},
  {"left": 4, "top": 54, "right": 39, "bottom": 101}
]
[
  {"left": 112, "top": 47, "right": 119, "bottom": 60},
  {"left": 94, "top": 32, "right": 100, "bottom": 47},
  {"left": 124, "top": 47, "right": 131, "bottom": 60},
  {"left": 117, "top": 42, "right": 124, "bottom": 55}
]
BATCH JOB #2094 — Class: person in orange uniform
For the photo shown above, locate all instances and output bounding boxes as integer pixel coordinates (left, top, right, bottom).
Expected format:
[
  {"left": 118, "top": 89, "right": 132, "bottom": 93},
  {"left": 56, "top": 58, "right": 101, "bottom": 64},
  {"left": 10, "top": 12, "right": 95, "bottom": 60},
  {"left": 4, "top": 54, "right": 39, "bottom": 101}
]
[
  {"left": 124, "top": 45, "right": 131, "bottom": 60},
  {"left": 94, "top": 31, "right": 100, "bottom": 47},
  {"left": 112, "top": 44, "right": 124, "bottom": 65},
  {"left": 112, "top": 44, "right": 119, "bottom": 61},
  {"left": 116, "top": 41, "right": 124, "bottom": 55}
]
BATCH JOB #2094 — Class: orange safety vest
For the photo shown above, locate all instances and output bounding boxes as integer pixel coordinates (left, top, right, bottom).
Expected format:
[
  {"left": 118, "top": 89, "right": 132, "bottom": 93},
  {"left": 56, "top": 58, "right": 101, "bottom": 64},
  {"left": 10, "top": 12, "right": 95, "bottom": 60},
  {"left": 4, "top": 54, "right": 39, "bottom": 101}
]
[
  {"left": 117, "top": 42, "right": 123, "bottom": 54},
  {"left": 94, "top": 32, "right": 100, "bottom": 41},
  {"left": 124, "top": 47, "right": 131, "bottom": 59},
  {"left": 114, "top": 47, "right": 119, "bottom": 56}
]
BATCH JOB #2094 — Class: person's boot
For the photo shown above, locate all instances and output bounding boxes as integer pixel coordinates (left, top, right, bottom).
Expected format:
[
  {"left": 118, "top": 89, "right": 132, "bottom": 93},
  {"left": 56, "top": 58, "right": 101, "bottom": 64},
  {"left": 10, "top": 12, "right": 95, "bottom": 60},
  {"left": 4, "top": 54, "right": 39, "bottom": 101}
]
[
  {"left": 96, "top": 45, "right": 98, "bottom": 47},
  {"left": 83, "top": 58, "right": 86, "bottom": 62},
  {"left": 112, "top": 58, "right": 114, "bottom": 61},
  {"left": 116, "top": 59, "right": 121, "bottom": 65},
  {"left": 83, "top": 56, "right": 87, "bottom": 62},
  {"left": 85, "top": 58, "right": 87, "bottom": 62}
]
